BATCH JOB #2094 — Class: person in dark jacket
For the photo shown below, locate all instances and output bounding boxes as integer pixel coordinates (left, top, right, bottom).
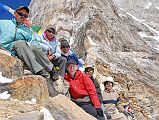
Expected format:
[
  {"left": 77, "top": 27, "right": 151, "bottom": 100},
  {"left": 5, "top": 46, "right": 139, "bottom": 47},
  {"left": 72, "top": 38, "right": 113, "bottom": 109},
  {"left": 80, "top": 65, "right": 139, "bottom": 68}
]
[
  {"left": 60, "top": 39, "right": 84, "bottom": 71},
  {"left": 64, "top": 59, "right": 105, "bottom": 120},
  {"left": 84, "top": 65, "right": 103, "bottom": 103}
]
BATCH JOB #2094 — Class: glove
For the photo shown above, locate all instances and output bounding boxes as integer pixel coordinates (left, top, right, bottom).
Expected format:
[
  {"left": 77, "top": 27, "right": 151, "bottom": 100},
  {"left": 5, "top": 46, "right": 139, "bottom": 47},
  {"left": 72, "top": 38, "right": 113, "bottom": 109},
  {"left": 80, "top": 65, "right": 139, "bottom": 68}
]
[
  {"left": 96, "top": 108, "right": 104, "bottom": 117},
  {"left": 123, "top": 110, "right": 129, "bottom": 116},
  {"left": 105, "top": 112, "right": 112, "bottom": 119}
]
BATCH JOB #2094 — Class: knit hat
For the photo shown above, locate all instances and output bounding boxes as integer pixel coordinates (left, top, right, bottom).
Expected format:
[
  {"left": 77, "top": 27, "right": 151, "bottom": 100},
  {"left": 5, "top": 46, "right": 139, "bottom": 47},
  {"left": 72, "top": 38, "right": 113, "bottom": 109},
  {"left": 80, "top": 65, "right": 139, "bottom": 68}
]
[
  {"left": 45, "top": 25, "right": 56, "bottom": 34},
  {"left": 61, "top": 40, "right": 70, "bottom": 48},
  {"left": 102, "top": 76, "right": 115, "bottom": 86},
  {"left": 16, "top": 6, "right": 29, "bottom": 14},
  {"left": 85, "top": 65, "right": 94, "bottom": 72},
  {"left": 66, "top": 59, "right": 77, "bottom": 66}
]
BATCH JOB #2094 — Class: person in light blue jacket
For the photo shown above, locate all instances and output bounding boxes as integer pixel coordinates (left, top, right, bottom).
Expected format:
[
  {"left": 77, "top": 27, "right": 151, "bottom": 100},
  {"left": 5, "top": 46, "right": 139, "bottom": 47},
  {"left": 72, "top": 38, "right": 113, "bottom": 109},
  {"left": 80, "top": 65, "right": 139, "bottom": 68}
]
[
  {"left": 0, "top": 6, "right": 54, "bottom": 78},
  {"left": 38, "top": 25, "right": 67, "bottom": 79}
]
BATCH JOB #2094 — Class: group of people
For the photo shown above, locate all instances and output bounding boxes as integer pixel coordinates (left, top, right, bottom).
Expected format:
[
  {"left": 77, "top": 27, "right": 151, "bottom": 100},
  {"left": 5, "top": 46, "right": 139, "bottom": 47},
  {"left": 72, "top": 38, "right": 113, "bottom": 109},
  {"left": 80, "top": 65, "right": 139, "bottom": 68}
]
[{"left": 0, "top": 6, "right": 135, "bottom": 120}]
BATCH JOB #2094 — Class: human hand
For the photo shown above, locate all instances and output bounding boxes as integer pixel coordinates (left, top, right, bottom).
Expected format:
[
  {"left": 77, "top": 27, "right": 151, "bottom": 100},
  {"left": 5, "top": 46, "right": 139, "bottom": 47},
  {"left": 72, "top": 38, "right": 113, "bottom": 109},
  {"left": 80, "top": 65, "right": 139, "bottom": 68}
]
[
  {"left": 105, "top": 112, "right": 112, "bottom": 119},
  {"left": 47, "top": 51, "right": 55, "bottom": 60},
  {"left": 96, "top": 108, "right": 104, "bottom": 117}
]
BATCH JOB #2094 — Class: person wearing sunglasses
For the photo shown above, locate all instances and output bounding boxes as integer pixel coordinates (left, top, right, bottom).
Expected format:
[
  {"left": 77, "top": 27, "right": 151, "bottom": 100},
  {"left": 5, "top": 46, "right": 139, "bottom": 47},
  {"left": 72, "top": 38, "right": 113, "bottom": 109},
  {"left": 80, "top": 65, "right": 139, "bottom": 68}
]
[
  {"left": 0, "top": 6, "right": 58, "bottom": 81},
  {"left": 60, "top": 38, "right": 84, "bottom": 72},
  {"left": 38, "top": 25, "right": 67, "bottom": 95}
]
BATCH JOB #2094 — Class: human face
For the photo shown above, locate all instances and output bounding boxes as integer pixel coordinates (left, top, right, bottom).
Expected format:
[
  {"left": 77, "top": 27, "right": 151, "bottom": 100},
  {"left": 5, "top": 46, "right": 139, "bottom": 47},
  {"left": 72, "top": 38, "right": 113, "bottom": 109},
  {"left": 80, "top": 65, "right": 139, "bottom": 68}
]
[
  {"left": 104, "top": 82, "right": 113, "bottom": 91},
  {"left": 61, "top": 46, "right": 70, "bottom": 54},
  {"left": 85, "top": 70, "right": 94, "bottom": 77},
  {"left": 45, "top": 29, "right": 55, "bottom": 39},
  {"left": 66, "top": 64, "right": 78, "bottom": 77},
  {"left": 14, "top": 9, "right": 29, "bottom": 24}
]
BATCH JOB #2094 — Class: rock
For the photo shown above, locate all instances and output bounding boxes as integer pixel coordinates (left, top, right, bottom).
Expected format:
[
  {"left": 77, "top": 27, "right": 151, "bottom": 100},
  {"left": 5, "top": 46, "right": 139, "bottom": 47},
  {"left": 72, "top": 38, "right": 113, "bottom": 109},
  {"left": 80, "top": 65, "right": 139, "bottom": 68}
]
[
  {"left": 0, "top": 100, "right": 41, "bottom": 120},
  {"left": 12, "top": 111, "right": 40, "bottom": 120},
  {"left": 10, "top": 75, "right": 49, "bottom": 103},
  {"left": 0, "top": 50, "right": 23, "bottom": 79},
  {"left": 45, "top": 94, "right": 96, "bottom": 120}
]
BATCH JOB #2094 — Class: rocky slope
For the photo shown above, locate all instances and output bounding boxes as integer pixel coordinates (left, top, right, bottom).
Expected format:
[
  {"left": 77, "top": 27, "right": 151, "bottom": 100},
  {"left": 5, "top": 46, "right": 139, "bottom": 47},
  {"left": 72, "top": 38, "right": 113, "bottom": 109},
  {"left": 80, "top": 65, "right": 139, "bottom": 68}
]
[{"left": 29, "top": 0, "right": 159, "bottom": 119}]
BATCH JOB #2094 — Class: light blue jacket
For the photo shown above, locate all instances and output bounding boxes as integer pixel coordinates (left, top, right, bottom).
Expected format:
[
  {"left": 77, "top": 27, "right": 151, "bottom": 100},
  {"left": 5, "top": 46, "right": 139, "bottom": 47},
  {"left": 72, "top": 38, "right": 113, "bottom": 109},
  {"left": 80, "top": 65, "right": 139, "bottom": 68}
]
[
  {"left": 0, "top": 19, "right": 38, "bottom": 54},
  {"left": 38, "top": 33, "right": 61, "bottom": 59}
]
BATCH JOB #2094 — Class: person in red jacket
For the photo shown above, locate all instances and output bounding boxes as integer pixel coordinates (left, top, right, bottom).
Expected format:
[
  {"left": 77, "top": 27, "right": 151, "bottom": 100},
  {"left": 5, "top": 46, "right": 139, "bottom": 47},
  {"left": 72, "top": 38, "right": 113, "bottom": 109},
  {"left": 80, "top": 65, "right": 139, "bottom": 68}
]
[{"left": 64, "top": 59, "right": 104, "bottom": 120}]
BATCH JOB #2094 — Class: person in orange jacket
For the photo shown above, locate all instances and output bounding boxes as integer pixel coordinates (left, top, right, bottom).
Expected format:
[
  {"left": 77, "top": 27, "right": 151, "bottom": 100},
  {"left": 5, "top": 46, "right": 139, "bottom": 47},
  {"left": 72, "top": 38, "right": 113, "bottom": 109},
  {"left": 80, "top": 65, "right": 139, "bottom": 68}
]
[{"left": 64, "top": 59, "right": 105, "bottom": 120}]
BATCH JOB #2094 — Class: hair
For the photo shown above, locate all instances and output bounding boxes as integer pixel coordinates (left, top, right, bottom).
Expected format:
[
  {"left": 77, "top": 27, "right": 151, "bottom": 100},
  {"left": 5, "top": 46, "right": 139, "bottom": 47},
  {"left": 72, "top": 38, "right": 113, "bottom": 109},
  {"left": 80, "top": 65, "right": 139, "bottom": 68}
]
[
  {"left": 85, "top": 67, "right": 94, "bottom": 73},
  {"left": 104, "top": 81, "right": 114, "bottom": 86}
]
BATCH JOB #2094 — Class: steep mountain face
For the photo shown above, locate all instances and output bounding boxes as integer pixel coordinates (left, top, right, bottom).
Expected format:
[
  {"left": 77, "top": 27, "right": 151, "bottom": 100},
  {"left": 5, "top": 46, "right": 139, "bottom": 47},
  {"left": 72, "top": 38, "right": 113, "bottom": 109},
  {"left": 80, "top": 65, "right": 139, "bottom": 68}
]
[
  {"left": 30, "top": 0, "right": 159, "bottom": 119},
  {"left": 113, "top": 0, "right": 159, "bottom": 30}
]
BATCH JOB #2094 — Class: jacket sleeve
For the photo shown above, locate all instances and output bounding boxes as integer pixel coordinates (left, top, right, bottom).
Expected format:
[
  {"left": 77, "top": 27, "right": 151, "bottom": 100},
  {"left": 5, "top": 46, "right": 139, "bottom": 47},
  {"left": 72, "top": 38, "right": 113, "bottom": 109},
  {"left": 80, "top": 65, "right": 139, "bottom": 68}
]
[
  {"left": 83, "top": 74, "right": 101, "bottom": 108},
  {"left": 94, "top": 77, "right": 103, "bottom": 102},
  {"left": 53, "top": 43, "right": 61, "bottom": 59}
]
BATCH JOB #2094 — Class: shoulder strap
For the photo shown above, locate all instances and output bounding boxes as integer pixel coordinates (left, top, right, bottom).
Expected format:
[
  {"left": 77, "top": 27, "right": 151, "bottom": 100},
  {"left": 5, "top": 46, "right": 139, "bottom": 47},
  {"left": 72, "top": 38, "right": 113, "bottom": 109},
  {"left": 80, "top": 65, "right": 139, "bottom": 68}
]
[{"left": 13, "top": 24, "right": 18, "bottom": 41}]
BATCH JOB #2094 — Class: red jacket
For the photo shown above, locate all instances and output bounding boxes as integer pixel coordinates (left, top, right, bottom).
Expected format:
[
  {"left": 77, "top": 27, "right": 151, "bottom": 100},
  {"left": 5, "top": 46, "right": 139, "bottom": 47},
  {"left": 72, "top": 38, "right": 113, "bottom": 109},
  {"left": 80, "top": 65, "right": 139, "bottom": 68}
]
[{"left": 64, "top": 70, "right": 101, "bottom": 108}]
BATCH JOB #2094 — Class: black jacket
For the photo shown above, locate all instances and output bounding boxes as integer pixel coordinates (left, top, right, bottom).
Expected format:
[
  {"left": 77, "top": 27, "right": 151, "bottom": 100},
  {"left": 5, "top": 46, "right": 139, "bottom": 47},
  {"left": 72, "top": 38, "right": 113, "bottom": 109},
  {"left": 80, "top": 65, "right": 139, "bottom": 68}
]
[{"left": 90, "top": 76, "right": 103, "bottom": 103}]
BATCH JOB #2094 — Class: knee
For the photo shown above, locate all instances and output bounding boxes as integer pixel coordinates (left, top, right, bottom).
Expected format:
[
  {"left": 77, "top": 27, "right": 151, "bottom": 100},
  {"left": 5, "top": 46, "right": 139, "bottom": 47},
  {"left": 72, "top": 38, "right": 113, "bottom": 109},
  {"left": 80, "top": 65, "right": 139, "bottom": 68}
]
[
  {"left": 32, "top": 45, "right": 42, "bottom": 52},
  {"left": 14, "top": 40, "right": 26, "bottom": 47},
  {"left": 60, "top": 56, "right": 67, "bottom": 63}
]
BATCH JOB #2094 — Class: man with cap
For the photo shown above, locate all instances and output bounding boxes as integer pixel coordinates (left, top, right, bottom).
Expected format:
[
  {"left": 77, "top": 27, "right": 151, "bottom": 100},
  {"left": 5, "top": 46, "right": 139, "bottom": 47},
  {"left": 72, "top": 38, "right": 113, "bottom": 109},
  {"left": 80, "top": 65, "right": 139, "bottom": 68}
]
[
  {"left": 60, "top": 38, "right": 83, "bottom": 71},
  {"left": 64, "top": 59, "right": 105, "bottom": 120},
  {"left": 102, "top": 77, "right": 131, "bottom": 120},
  {"left": 0, "top": 6, "right": 54, "bottom": 78}
]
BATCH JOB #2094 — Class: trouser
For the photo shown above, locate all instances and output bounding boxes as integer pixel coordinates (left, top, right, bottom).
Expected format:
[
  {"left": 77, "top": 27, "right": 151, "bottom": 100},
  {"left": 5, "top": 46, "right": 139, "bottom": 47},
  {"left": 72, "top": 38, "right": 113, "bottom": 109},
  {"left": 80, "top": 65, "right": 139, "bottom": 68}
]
[
  {"left": 77, "top": 102, "right": 105, "bottom": 120},
  {"left": 13, "top": 40, "right": 53, "bottom": 74},
  {"left": 51, "top": 56, "right": 67, "bottom": 77}
]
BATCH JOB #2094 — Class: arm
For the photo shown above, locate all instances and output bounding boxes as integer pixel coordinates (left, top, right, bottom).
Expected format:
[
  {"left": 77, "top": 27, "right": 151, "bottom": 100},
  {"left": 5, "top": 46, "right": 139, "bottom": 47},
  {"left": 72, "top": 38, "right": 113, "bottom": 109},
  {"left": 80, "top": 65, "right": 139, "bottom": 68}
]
[
  {"left": 53, "top": 44, "right": 61, "bottom": 59},
  {"left": 83, "top": 74, "right": 101, "bottom": 108}
]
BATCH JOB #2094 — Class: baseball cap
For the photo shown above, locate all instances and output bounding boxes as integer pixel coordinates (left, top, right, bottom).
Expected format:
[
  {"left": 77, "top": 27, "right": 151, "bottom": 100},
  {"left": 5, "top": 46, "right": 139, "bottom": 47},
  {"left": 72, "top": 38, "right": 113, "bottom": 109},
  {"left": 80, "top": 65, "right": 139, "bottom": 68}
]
[{"left": 16, "top": 6, "right": 29, "bottom": 14}]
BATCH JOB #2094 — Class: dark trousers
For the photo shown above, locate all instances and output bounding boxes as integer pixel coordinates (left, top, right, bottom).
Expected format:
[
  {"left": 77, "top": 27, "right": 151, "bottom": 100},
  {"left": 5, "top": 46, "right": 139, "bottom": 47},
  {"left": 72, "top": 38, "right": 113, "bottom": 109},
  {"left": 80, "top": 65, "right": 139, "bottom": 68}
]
[
  {"left": 51, "top": 56, "right": 67, "bottom": 77},
  {"left": 77, "top": 102, "right": 105, "bottom": 120}
]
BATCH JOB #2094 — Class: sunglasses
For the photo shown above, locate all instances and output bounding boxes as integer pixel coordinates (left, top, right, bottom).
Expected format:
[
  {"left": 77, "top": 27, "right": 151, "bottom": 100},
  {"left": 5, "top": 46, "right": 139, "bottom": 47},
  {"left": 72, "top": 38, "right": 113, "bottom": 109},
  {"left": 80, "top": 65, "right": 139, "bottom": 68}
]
[
  {"left": 47, "top": 30, "right": 55, "bottom": 34},
  {"left": 61, "top": 46, "right": 70, "bottom": 48},
  {"left": 16, "top": 11, "right": 28, "bottom": 18}
]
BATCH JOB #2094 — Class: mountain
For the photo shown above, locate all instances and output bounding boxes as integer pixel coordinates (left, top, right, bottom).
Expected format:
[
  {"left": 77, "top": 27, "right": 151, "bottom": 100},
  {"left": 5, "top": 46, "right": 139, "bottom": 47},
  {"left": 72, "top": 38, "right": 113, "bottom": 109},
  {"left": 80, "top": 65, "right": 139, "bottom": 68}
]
[{"left": 29, "top": 0, "right": 159, "bottom": 119}]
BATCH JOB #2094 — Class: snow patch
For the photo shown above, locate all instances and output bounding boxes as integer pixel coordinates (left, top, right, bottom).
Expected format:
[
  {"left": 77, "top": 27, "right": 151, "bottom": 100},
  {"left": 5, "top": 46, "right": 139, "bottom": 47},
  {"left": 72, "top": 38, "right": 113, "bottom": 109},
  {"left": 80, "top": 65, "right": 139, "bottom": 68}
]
[
  {"left": 144, "top": 2, "right": 152, "bottom": 9},
  {"left": 40, "top": 107, "right": 54, "bottom": 120},
  {"left": 87, "top": 36, "right": 97, "bottom": 46},
  {"left": 0, "top": 91, "right": 10, "bottom": 99},
  {"left": 25, "top": 98, "right": 37, "bottom": 104},
  {"left": 0, "top": 49, "right": 11, "bottom": 56},
  {"left": 118, "top": 14, "right": 126, "bottom": 17},
  {"left": 0, "top": 72, "right": 13, "bottom": 83},
  {"left": 126, "top": 12, "right": 145, "bottom": 22}
]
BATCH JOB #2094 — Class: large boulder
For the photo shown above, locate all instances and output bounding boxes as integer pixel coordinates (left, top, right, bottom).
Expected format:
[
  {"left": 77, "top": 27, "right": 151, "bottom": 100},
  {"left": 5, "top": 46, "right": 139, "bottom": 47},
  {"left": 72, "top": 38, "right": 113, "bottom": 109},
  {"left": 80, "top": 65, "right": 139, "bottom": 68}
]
[
  {"left": 45, "top": 94, "right": 96, "bottom": 120},
  {"left": 10, "top": 75, "right": 49, "bottom": 103},
  {"left": 0, "top": 50, "right": 23, "bottom": 79}
]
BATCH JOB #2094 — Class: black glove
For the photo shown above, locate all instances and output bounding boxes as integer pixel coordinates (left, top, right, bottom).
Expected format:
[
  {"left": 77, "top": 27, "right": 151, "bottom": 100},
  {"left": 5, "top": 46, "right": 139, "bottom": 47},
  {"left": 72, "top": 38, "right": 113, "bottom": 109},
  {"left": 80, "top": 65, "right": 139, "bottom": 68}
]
[
  {"left": 96, "top": 108, "right": 104, "bottom": 117},
  {"left": 123, "top": 110, "right": 129, "bottom": 116},
  {"left": 105, "top": 112, "right": 112, "bottom": 119}
]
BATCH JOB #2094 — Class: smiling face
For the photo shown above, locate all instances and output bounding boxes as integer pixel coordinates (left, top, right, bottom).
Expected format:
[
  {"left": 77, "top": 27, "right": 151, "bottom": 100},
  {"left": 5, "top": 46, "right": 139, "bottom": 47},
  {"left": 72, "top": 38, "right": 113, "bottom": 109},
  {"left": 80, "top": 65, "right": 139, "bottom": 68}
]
[
  {"left": 104, "top": 81, "right": 113, "bottom": 91},
  {"left": 45, "top": 29, "right": 55, "bottom": 39},
  {"left": 66, "top": 63, "right": 78, "bottom": 78},
  {"left": 61, "top": 46, "right": 70, "bottom": 54},
  {"left": 14, "top": 9, "right": 29, "bottom": 24}
]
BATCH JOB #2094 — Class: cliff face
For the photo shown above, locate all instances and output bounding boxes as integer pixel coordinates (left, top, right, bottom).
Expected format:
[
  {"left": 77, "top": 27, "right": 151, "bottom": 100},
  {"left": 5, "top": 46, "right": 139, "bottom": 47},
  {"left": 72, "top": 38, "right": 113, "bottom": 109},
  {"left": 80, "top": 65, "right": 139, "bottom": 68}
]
[{"left": 29, "top": 0, "right": 159, "bottom": 119}]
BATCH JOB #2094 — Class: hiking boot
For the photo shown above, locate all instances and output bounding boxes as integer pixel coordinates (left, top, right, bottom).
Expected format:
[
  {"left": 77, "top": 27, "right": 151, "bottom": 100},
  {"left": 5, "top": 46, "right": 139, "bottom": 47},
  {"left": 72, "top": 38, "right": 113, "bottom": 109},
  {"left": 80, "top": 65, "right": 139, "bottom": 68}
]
[
  {"left": 36, "top": 69, "right": 50, "bottom": 78},
  {"left": 49, "top": 66, "right": 60, "bottom": 81}
]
